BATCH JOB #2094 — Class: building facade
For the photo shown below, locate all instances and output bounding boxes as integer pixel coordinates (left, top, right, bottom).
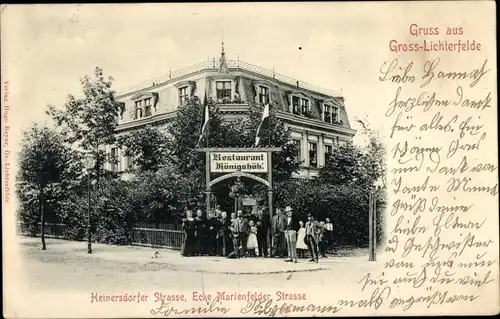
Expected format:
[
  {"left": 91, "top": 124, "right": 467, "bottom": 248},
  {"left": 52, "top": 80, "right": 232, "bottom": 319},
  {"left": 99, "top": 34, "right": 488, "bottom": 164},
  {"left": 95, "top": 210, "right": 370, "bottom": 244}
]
[{"left": 108, "top": 45, "right": 356, "bottom": 179}]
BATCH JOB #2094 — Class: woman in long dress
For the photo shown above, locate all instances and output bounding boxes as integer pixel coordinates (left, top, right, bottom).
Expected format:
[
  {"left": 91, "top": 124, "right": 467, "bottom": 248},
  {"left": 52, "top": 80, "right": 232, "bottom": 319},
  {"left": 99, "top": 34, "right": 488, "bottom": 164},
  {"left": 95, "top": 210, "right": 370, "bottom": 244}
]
[
  {"left": 246, "top": 220, "right": 259, "bottom": 257},
  {"left": 296, "top": 220, "right": 308, "bottom": 258},
  {"left": 181, "top": 210, "right": 197, "bottom": 257}
]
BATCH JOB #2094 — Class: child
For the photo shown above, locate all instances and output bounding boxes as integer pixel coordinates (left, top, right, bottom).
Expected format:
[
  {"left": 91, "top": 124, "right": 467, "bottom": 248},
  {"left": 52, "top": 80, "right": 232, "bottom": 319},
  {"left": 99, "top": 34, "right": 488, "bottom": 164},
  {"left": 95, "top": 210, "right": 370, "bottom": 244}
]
[
  {"left": 296, "top": 220, "right": 308, "bottom": 258},
  {"left": 246, "top": 220, "right": 259, "bottom": 257}
]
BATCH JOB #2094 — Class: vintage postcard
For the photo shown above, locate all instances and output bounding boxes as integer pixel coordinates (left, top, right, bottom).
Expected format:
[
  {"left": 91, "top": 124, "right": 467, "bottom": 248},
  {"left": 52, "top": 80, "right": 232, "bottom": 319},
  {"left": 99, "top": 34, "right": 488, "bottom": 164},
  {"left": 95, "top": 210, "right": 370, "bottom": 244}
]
[{"left": 2, "top": 2, "right": 498, "bottom": 317}]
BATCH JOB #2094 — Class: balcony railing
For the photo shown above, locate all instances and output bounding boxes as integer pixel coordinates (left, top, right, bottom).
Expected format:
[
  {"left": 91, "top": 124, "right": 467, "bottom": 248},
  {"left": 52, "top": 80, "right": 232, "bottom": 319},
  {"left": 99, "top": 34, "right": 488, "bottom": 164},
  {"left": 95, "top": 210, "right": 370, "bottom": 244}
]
[{"left": 117, "top": 60, "right": 342, "bottom": 97}]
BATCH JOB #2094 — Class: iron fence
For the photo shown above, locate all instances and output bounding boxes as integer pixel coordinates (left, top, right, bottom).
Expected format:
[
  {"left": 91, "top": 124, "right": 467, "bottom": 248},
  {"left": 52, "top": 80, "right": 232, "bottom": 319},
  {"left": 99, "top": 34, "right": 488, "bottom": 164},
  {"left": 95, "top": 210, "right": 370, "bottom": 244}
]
[{"left": 17, "top": 222, "right": 184, "bottom": 250}]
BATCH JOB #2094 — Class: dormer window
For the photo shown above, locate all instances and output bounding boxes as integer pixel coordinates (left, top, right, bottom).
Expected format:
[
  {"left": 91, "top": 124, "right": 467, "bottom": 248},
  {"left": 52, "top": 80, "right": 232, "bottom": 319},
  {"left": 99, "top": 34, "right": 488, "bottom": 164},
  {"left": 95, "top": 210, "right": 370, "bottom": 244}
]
[
  {"left": 175, "top": 81, "right": 196, "bottom": 105},
  {"left": 144, "top": 98, "right": 152, "bottom": 117},
  {"left": 332, "top": 106, "right": 339, "bottom": 122},
  {"left": 135, "top": 100, "right": 143, "bottom": 119},
  {"left": 179, "top": 86, "right": 188, "bottom": 105},
  {"left": 216, "top": 81, "right": 232, "bottom": 99},
  {"left": 290, "top": 95, "right": 309, "bottom": 116},
  {"left": 131, "top": 92, "right": 158, "bottom": 120},
  {"left": 252, "top": 80, "right": 274, "bottom": 105},
  {"left": 292, "top": 96, "right": 300, "bottom": 115},
  {"left": 301, "top": 99, "right": 310, "bottom": 114},
  {"left": 259, "top": 86, "right": 270, "bottom": 105},
  {"left": 323, "top": 103, "right": 339, "bottom": 124}
]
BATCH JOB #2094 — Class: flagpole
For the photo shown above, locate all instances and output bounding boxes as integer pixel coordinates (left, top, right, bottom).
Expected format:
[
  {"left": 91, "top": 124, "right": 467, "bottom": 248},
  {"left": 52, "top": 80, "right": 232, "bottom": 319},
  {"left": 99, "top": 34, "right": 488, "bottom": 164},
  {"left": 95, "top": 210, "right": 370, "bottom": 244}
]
[
  {"left": 266, "top": 104, "right": 273, "bottom": 258},
  {"left": 268, "top": 104, "right": 271, "bottom": 147},
  {"left": 205, "top": 103, "right": 210, "bottom": 218}
]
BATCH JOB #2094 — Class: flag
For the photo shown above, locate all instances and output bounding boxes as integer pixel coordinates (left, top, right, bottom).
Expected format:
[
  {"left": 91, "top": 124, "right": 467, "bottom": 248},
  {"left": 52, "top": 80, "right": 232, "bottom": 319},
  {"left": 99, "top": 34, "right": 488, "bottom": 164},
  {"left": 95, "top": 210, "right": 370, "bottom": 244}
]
[
  {"left": 255, "top": 103, "right": 270, "bottom": 147},
  {"left": 197, "top": 94, "right": 209, "bottom": 146}
]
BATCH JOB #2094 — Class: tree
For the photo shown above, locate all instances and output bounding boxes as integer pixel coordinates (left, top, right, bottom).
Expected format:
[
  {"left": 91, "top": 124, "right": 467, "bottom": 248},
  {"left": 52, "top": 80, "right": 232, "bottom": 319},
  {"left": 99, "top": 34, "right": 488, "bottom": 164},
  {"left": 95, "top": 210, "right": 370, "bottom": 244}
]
[
  {"left": 116, "top": 125, "right": 169, "bottom": 173},
  {"left": 47, "top": 66, "right": 124, "bottom": 181},
  {"left": 317, "top": 118, "right": 388, "bottom": 246},
  {"left": 319, "top": 143, "right": 369, "bottom": 187},
  {"left": 166, "top": 96, "right": 226, "bottom": 175},
  {"left": 227, "top": 104, "right": 301, "bottom": 181},
  {"left": 46, "top": 67, "right": 124, "bottom": 245},
  {"left": 356, "top": 118, "right": 387, "bottom": 189},
  {"left": 17, "top": 124, "right": 83, "bottom": 250},
  {"left": 93, "top": 177, "right": 133, "bottom": 244},
  {"left": 128, "top": 164, "right": 183, "bottom": 224}
]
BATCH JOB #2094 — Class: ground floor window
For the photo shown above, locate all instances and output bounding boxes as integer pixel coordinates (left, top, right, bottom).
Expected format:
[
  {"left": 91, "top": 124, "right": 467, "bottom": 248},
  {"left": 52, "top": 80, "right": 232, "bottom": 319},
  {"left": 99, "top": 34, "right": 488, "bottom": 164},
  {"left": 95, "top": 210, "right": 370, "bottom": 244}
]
[
  {"left": 309, "top": 142, "right": 317, "bottom": 168},
  {"left": 293, "top": 139, "right": 301, "bottom": 163}
]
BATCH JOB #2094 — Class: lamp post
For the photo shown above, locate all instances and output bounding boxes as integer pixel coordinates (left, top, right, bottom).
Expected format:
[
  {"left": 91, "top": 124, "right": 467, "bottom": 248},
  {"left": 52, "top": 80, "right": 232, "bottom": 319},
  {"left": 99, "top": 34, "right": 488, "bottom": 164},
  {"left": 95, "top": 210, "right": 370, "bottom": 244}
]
[{"left": 85, "top": 152, "right": 95, "bottom": 254}]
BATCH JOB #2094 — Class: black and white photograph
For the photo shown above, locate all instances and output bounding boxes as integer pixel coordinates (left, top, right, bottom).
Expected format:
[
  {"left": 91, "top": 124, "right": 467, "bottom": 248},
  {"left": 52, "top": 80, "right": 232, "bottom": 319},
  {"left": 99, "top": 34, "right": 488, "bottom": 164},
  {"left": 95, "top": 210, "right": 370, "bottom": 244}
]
[{"left": 2, "top": 2, "right": 498, "bottom": 317}]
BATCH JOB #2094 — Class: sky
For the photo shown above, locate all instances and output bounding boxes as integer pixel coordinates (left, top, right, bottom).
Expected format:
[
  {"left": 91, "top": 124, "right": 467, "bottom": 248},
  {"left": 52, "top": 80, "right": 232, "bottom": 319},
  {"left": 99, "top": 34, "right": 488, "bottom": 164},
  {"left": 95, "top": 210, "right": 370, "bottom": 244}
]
[{"left": 2, "top": 3, "right": 398, "bottom": 149}]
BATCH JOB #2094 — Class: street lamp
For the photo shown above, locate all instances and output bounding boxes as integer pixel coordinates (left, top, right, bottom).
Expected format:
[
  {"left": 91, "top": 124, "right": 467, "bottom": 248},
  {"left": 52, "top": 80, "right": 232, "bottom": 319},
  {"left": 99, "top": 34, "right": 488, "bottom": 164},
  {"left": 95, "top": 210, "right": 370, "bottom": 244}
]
[{"left": 85, "top": 152, "right": 95, "bottom": 254}]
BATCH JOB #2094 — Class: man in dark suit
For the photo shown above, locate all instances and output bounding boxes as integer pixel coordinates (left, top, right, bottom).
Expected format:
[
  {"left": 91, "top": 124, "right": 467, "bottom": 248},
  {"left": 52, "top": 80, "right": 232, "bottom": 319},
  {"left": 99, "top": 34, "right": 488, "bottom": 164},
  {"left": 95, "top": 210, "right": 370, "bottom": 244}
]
[
  {"left": 256, "top": 209, "right": 270, "bottom": 257},
  {"left": 271, "top": 208, "right": 286, "bottom": 258},
  {"left": 229, "top": 210, "right": 249, "bottom": 258},
  {"left": 206, "top": 210, "right": 218, "bottom": 256},
  {"left": 284, "top": 206, "right": 300, "bottom": 263},
  {"left": 217, "top": 211, "right": 231, "bottom": 256},
  {"left": 305, "top": 214, "right": 320, "bottom": 263}
]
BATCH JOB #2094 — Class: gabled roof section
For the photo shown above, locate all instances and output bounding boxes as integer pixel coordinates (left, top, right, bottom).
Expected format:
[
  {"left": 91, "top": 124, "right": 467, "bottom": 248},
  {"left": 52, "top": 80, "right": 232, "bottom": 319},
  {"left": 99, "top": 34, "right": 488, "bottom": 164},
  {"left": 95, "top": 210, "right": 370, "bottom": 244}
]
[
  {"left": 130, "top": 92, "right": 157, "bottom": 101},
  {"left": 285, "top": 90, "right": 313, "bottom": 100}
]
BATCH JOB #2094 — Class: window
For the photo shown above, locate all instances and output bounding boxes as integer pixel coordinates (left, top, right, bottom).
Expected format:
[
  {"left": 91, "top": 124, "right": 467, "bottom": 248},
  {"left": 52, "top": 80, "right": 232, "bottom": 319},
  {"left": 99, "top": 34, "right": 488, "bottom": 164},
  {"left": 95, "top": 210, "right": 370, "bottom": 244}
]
[
  {"left": 143, "top": 98, "right": 152, "bottom": 117},
  {"left": 259, "top": 86, "right": 270, "bottom": 105},
  {"left": 324, "top": 144, "right": 333, "bottom": 163},
  {"left": 216, "top": 81, "right": 232, "bottom": 100},
  {"left": 132, "top": 94, "right": 156, "bottom": 120},
  {"left": 301, "top": 99, "right": 310, "bottom": 114},
  {"left": 309, "top": 142, "right": 317, "bottom": 168},
  {"left": 324, "top": 105, "right": 331, "bottom": 123},
  {"left": 179, "top": 86, "right": 188, "bottom": 105},
  {"left": 291, "top": 95, "right": 310, "bottom": 115},
  {"left": 110, "top": 147, "right": 118, "bottom": 172},
  {"left": 324, "top": 104, "right": 339, "bottom": 124},
  {"left": 292, "top": 96, "right": 300, "bottom": 115},
  {"left": 293, "top": 139, "right": 301, "bottom": 163},
  {"left": 135, "top": 101, "right": 143, "bottom": 119},
  {"left": 332, "top": 106, "right": 339, "bottom": 122}
]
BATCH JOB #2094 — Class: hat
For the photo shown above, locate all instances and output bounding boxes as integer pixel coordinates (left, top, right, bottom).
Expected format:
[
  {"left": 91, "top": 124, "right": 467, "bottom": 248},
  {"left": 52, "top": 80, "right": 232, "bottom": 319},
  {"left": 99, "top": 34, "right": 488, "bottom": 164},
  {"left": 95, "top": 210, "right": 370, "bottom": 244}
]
[
  {"left": 307, "top": 214, "right": 312, "bottom": 217},
  {"left": 285, "top": 206, "right": 293, "bottom": 212}
]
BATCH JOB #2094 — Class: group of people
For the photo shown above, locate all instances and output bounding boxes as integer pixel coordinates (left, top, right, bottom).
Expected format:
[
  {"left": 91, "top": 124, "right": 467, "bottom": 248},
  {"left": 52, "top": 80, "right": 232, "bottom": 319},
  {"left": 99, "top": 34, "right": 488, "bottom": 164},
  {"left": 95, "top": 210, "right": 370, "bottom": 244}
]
[
  {"left": 179, "top": 206, "right": 270, "bottom": 257},
  {"left": 180, "top": 205, "right": 336, "bottom": 263},
  {"left": 270, "top": 206, "right": 336, "bottom": 263}
]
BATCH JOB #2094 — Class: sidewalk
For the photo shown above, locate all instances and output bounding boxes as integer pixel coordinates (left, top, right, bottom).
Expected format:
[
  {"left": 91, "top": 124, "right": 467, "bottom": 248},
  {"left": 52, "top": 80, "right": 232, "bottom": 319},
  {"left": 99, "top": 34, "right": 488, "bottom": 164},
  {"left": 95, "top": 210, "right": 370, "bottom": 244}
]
[{"left": 19, "top": 237, "right": 368, "bottom": 275}]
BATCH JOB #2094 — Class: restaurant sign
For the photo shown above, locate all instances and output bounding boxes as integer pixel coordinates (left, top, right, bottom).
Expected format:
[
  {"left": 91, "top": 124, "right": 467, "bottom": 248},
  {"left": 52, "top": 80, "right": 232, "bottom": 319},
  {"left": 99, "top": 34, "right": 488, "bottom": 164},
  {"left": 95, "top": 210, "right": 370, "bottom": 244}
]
[{"left": 210, "top": 152, "right": 268, "bottom": 173}]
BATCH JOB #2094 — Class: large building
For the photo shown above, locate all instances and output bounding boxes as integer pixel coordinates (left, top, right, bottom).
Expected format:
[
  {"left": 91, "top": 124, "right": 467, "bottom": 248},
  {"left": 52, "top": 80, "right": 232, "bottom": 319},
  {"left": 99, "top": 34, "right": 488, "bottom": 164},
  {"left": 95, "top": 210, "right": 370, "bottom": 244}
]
[{"left": 108, "top": 44, "right": 356, "bottom": 179}]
